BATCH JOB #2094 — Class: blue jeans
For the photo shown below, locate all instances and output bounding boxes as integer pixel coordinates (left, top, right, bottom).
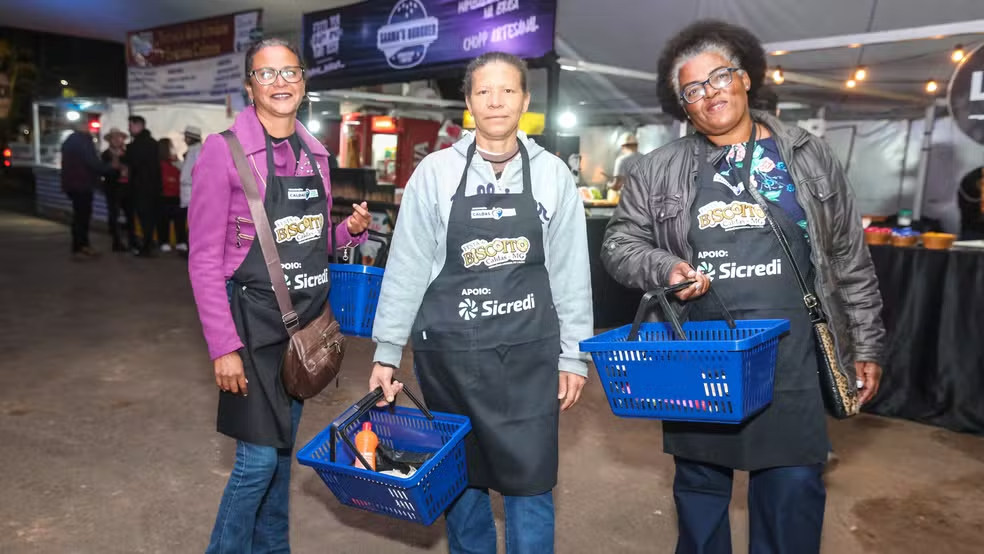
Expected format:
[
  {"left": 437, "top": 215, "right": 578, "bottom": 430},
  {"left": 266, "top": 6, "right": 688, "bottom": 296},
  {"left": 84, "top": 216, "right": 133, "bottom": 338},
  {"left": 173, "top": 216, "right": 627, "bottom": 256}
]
[
  {"left": 206, "top": 400, "right": 303, "bottom": 554},
  {"left": 673, "top": 458, "right": 826, "bottom": 554},
  {"left": 445, "top": 487, "right": 554, "bottom": 554}
]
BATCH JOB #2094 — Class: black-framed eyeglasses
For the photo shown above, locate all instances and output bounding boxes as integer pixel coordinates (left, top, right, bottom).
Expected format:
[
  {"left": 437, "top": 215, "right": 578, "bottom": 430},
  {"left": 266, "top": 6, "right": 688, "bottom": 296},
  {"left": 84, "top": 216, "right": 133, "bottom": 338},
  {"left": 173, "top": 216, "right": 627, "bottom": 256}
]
[
  {"left": 249, "top": 66, "right": 306, "bottom": 86},
  {"left": 680, "top": 67, "right": 742, "bottom": 104}
]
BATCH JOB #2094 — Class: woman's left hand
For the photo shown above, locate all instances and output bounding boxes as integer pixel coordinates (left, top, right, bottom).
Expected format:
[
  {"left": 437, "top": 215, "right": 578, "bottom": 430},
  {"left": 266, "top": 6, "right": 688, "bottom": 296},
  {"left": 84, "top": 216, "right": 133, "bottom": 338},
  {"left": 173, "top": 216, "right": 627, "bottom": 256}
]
[
  {"left": 346, "top": 201, "right": 371, "bottom": 235},
  {"left": 855, "top": 361, "right": 883, "bottom": 405}
]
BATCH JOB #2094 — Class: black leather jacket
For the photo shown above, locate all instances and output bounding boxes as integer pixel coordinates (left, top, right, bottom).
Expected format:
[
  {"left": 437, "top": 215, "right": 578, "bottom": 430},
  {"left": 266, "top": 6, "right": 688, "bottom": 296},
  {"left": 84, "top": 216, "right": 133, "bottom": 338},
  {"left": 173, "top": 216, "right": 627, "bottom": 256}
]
[{"left": 601, "top": 111, "right": 885, "bottom": 378}]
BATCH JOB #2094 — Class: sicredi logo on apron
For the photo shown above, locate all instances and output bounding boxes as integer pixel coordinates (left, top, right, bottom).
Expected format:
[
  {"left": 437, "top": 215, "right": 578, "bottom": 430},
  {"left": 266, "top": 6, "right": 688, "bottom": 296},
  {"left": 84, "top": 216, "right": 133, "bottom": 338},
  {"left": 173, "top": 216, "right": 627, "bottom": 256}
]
[
  {"left": 697, "top": 201, "right": 767, "bottom": 231},
  {"left": 274, "top": 214, "right": 325, "bottom": 244},
  {"left": 697, "top": 258, "right": 782, "bottom": 281},
  {"left": 461, "top": 236, "right": 530, "bottom": 268},
  {"left": 457, "top": 293, "right": 537, "bottom": 321},
  {"left": 282, "top": 267, "right": 331, "bottom": 291}
]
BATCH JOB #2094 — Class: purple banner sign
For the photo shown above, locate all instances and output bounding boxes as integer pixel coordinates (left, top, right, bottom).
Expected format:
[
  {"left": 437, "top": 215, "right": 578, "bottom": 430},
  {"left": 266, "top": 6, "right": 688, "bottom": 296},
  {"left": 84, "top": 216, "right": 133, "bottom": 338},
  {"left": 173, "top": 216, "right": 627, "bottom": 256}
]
[{"left": 303, "top": 0, "right": 557, "bottom": 82}]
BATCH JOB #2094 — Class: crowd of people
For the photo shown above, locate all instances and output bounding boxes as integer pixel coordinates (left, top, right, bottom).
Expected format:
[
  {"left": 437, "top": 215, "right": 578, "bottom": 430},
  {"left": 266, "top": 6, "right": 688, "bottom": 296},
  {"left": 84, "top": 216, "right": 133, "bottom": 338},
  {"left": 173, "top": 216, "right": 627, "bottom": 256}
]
[{"left": 59, "top": 116, "right": 203, "bottom": 259}]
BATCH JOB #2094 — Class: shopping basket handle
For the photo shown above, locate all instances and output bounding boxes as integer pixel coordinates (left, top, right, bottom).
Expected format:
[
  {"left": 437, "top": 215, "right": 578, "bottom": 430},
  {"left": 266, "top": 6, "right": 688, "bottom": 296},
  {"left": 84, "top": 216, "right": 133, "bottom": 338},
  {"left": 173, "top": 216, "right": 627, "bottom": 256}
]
[
  {"left": 626, "top": 282, "right": 736, "bottom": 342},
  {"left": 366, "top": 230, "right": 392, "bottom": 269},
  {"left": 329, "top": 383, "right": 434, "bottom": 465}
]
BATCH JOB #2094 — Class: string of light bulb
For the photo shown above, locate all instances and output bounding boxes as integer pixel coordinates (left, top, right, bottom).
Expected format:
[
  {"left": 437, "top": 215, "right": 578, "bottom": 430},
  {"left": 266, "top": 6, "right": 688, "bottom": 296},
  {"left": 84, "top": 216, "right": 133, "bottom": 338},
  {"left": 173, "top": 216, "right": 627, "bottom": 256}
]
[{"left": 769, "top": 44, "right": 968, "bottom": 95}]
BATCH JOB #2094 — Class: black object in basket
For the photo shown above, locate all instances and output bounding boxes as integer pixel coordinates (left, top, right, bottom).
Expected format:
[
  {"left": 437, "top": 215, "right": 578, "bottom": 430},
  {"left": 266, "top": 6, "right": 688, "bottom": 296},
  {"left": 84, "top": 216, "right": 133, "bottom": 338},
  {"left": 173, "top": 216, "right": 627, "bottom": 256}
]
[{"left": 296, "top": 386, "right": 472, "bottom": 525}]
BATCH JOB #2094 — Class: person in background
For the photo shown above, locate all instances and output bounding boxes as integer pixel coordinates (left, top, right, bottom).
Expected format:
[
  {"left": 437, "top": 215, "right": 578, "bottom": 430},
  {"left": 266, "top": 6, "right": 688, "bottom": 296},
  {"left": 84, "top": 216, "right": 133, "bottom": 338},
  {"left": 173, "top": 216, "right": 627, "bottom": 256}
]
[
  {"left": 60, "top": 118, "right": 116, "bottom": 259},
  {"left": 157, "top": 138, "right": 184, "bottom": 253},
  {"left": 101, "top": 127, "right": 136, "bottom": 252},
  {"left": 179, "top": 125, "right": 203, "bottom": 254},
  {"left": 189, "top": 37, "right": 370, "bottom": 554},
  {"left": 607, "top": 132, "right": 642, "bottom": 191},
  {"left": 958, "top": 166, "right": 984, "bottom": 238},
  {"left": 370, "top": 52, "right": 593, "bottom": 553},
  {"left": 127, "top": 115, "right": 162, "bottom": 257},
  {"left": 602, "top": 21, "right": 885, "bottom": 554}
]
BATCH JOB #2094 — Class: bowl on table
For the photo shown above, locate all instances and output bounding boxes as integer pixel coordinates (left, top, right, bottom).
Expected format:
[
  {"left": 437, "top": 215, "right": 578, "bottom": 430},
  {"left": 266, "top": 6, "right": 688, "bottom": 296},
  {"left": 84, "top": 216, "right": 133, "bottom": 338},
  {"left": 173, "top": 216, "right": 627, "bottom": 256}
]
[
  {"left": 891, "top": 228, "right": 920, "bottom": 247},
  {"left": 864, "top": 227, "right": 892, "bottom": 245},
  {"left": 922, "top": 232, "right": 956, "bottom": 250}
]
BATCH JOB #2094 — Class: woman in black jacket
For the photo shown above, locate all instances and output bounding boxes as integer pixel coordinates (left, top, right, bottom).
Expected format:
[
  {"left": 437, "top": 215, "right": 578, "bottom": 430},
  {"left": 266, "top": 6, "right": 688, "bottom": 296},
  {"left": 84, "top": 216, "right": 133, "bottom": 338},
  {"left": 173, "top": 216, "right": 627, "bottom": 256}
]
[{"left": 602, "top": 21, "right": 885, "bottom": 554}]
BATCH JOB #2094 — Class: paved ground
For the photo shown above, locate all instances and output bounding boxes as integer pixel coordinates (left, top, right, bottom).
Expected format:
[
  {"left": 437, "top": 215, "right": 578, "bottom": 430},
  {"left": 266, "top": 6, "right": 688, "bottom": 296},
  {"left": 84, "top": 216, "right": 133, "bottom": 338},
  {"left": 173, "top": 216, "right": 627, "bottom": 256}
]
[{"left": 1, "top": 208, "right": 983, "bottom": 553}]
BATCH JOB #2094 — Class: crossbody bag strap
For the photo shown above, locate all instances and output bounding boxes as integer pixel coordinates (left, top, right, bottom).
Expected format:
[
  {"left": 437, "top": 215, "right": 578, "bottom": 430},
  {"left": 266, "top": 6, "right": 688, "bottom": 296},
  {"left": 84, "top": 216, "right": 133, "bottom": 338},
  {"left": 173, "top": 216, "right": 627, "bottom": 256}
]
[
  {"left": 743, "top": 170, "right": 825, "bottom": 324},
  {"left": 221, "top": 130, "right": 300, "bottom": 334}
]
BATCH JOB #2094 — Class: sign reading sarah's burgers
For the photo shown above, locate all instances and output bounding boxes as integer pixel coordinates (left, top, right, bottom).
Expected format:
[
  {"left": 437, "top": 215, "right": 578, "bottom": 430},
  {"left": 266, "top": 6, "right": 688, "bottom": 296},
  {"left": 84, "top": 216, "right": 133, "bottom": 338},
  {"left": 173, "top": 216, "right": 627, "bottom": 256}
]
[
  {"left": 949, "top": 44, "right": 984, "bottom": 145},
  {"left": 301, "top": 0, "right": 557, "bottom": 85}
]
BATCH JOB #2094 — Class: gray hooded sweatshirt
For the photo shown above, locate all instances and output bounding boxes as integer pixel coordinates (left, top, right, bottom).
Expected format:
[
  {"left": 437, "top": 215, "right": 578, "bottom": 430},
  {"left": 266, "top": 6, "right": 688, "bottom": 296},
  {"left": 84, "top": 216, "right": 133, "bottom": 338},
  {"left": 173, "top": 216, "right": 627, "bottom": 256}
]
[{"left": 372, "top": 131, "right": 593, "bottom": 377}]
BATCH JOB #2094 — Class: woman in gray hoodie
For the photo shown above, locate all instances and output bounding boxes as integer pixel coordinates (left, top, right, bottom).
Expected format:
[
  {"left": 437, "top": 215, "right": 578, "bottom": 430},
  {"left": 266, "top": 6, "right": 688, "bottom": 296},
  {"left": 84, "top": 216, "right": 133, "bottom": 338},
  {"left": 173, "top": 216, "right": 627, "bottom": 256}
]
[{"left": 368, "top": 52, "right": 594, "bottom": 553}]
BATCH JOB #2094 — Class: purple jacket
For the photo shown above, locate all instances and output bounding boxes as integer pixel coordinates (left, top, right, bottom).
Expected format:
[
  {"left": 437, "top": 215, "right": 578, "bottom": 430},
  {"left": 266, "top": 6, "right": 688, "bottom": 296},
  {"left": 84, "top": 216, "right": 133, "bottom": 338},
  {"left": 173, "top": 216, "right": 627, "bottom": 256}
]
[{"left": 188, "top": 107, "right": 366, "bottom": 360}]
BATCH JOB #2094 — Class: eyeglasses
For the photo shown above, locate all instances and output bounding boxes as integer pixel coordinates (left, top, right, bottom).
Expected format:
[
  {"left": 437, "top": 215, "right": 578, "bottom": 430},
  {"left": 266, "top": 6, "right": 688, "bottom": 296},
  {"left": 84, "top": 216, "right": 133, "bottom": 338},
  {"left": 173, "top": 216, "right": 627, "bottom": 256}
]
[
  {"left": 680, "top": 67, "right": 742, "bottom": 104},
  {"left": 249, "top": 66, "right": 305, "bottom": 86}
]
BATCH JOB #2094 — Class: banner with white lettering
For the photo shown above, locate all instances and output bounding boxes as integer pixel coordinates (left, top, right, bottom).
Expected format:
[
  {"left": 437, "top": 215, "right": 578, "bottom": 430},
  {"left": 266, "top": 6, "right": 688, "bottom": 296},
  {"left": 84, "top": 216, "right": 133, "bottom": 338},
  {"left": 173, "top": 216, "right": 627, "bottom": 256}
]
[
  {"left": 126, "top": 10, "right": 262, "bottom": 103},
  {"left": 302, "top": 0, "right": 556, "bottom": 82},
  {"left": 949, "top": 44, "right": 984, "bottom": 144}
]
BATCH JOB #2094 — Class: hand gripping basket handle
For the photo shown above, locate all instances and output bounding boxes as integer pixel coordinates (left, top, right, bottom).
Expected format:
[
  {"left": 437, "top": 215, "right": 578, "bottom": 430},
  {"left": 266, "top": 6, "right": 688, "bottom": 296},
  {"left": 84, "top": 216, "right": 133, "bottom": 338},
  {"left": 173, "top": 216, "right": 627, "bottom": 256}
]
[
  {"left": 330, "top": 384, "right": 434, "bottom": 467},
  {"left": 627, "top": 281, "right": 736, "bottom": 342}
]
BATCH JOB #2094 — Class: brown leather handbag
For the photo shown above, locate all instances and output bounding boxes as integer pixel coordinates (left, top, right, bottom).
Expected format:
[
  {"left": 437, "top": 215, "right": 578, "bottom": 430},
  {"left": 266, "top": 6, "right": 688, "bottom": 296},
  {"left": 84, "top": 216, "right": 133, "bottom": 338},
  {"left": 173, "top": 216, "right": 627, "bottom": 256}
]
[{"left": 223, "top": 131, "right": 346, "bottom": 400}]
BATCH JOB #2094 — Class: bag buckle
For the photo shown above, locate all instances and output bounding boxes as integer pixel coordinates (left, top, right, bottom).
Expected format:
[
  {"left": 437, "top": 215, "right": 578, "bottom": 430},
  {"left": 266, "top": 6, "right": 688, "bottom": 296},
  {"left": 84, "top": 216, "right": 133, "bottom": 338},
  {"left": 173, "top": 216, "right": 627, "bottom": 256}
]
[
  {"left": 322, "top": 330, "right": 341, "bottom": 352},
  {"left": 804, "top": 294, "right": 819, "bottom": 309},
  {"left": 282, "top": 311, "right": 299, "bottom": 329}
]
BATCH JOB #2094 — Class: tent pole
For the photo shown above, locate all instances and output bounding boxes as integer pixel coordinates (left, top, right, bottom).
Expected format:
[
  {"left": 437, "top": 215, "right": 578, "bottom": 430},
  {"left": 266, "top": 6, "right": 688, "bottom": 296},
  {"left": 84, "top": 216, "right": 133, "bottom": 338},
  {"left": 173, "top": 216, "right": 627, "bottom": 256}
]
[
  {"left": 31, "top": 102, "right": 41, "bottom": 166},
  {"left": 913, "top": 104, "right": 937, "bottom": 221},
  {"left": 897, "top": 120, "right": 913, "bottom": 213},
  {"left": 544, "top": 58, "right": 561, "bottom": 154},
  {"left": 763, "top": 19, "right": 984, "bottom": 54}
]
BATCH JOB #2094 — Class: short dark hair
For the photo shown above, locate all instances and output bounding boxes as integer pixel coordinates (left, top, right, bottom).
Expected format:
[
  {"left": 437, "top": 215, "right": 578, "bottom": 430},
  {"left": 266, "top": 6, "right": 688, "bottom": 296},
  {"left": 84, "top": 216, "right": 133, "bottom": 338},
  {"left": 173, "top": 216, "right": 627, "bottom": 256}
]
[
  {"left": 656, "top": 20, "right": 767, "bottom": 121},
  {"left": 462, "top": 52, "right": 529, "bottom": 97},
  {"left": 244, "top": 38, "right": 305, "bottom": 81},
  {"left": 158, "top": 138, "right": 173, "bottom": 161},
  {"left": 128, "top": 115, "right": 146, "bottom": 126}
]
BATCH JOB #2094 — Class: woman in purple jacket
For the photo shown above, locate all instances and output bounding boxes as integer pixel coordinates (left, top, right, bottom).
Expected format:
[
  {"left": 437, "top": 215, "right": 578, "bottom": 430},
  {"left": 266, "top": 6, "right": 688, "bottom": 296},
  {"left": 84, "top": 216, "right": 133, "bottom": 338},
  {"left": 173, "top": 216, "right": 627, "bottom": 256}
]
[{"left": 188, "top": 38, "right": 370, "bottom": 553}]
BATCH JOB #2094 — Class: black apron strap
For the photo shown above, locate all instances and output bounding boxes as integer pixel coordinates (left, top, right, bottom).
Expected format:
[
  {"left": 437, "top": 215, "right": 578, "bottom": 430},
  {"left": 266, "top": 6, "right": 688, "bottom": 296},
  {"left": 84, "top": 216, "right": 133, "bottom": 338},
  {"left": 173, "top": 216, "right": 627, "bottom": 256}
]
[{"left": 455, "top": 139, "right": 534, "bottom": 200}]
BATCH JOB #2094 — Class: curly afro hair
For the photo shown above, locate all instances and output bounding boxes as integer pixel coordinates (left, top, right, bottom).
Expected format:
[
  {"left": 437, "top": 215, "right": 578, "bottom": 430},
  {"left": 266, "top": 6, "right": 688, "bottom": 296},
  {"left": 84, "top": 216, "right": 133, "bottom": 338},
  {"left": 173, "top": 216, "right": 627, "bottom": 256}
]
[{"left": 656, "top": 20, "right": 768, "bottom": 121}]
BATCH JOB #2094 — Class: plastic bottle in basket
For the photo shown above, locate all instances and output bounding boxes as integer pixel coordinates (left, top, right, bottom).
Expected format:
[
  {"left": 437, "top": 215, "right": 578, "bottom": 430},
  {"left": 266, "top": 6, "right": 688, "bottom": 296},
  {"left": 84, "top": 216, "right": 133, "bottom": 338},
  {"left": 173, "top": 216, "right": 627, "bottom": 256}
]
[{"left": 353, "top": 422, "right": 378, "bottom": 471}]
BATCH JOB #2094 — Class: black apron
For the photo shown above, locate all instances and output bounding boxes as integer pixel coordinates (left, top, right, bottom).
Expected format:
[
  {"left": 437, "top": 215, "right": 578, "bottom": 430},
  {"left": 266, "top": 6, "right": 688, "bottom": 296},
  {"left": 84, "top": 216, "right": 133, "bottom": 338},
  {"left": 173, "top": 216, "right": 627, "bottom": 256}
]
[
  {"left": 662, "top": 136, "right": 828, "bottom": 471},
  {"left": 218, "top": 134, "right": 332, "bottom": 449},
  {"left": 411, "top": 141, "right": 562, "bottom": 496}
]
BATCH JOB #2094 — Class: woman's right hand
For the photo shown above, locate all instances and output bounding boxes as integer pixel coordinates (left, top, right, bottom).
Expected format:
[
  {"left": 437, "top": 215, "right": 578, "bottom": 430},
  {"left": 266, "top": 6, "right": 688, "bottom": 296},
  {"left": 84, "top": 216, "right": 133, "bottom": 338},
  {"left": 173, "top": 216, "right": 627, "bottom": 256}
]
[
  {"left": 669, "top": 261, "right": 711, "bottom": 301},
  {"left": 214, "top": 352, "right": 248, "bottom": 396},
  {"left": 369, "top": 363, "right": 403, "bottom": 407}
]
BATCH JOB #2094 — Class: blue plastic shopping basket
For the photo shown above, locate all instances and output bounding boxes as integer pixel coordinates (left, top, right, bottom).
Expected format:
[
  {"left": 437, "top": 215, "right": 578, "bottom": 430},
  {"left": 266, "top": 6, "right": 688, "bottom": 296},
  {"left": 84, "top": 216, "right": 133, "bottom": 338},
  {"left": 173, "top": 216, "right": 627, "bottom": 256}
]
[
  {"left": 580, "top": 282, "right": 789, "bottom": 424},
  {"left": 329, "top": 231, "right": 389, "bottom": 337},
  {"left": 297, "top": 387, "right": 472, "bottom": 526}
]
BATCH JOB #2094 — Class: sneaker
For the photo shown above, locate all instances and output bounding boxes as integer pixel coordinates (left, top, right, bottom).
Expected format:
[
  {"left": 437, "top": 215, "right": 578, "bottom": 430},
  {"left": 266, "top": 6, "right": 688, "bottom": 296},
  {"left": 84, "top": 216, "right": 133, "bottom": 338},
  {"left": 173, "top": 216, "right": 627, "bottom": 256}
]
[
  {"left": 175, "top": 243, "right": 188, "bottom": 252},
  {"left": 160, "top": 244, "right": 173, "bottom": 253},
  {"left": 81, "top": 246, "right": 101, "bottom": 258}
]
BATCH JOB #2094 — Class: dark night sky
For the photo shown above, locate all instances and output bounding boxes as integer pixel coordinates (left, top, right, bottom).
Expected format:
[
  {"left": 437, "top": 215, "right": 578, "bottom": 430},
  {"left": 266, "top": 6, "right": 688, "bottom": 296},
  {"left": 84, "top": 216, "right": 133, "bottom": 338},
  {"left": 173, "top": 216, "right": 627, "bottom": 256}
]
[{"left": 1, "top": 26, "right": 125, "bottom": 130}]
